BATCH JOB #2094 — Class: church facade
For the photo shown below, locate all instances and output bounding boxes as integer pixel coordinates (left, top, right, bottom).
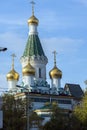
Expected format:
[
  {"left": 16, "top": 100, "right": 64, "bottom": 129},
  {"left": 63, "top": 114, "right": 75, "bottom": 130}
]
[{"left": 6, "top": 3, "right": 83, "bottom": 116}]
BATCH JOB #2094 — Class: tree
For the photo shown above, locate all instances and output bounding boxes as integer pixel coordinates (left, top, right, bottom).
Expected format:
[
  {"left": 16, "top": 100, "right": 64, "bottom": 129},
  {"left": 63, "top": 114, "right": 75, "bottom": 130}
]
[
  {"left": 1, "top": 93, "right": 26, "bottom": 130},
  {"left": 29, "top": 112, "right": 43, "bottom": 130},
  {"left": 66, "top": 112, "right": 81, "bottom": 130},
  {"left": 42, "top": 102, "right": 83, "bottom": 130},
  {"left": 43, "top": 102, "right": 69, "bottom": 130},
  {"left": 74, "top": 92, "right": 87, "bottom": 130}
]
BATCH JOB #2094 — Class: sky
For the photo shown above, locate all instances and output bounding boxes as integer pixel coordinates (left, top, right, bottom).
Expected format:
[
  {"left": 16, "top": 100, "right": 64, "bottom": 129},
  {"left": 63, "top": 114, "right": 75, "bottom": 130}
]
[{"left": 0, "top": 0, "right": 87, "bottom": 93}]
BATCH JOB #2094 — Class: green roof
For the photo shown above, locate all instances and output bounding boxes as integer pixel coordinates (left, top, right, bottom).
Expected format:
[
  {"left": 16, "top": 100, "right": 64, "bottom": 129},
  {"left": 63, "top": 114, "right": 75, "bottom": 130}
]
[
  {"left": 40, "top": 104, "right": 52, "bottom": 110},
  {"left": 23, "top": 35, "right": 45, "bottom": 57}
]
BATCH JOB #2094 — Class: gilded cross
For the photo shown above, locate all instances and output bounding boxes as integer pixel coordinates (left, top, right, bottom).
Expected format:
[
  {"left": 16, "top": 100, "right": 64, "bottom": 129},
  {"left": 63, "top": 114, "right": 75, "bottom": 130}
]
[
  {"left": 11, "top": 54, "right": 16, "bottom": 69},
  {"left": 52, "top": 50, "right": 57, "bottom": 66},
  {"left": 30, "top": 0, "right": 35, "bottom": 15}
]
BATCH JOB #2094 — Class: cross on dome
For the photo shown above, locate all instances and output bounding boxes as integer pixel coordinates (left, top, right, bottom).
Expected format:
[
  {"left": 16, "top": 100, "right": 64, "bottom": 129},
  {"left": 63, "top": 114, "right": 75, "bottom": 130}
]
[
  {"left": 11, "top": 54, "right": 16, "bottom": 70},
  {"left": 30, "top": 0, "right": 35, "bottom": 15},
  {"left": 52, "top": 50, "right": 57, "bottom": 67}
]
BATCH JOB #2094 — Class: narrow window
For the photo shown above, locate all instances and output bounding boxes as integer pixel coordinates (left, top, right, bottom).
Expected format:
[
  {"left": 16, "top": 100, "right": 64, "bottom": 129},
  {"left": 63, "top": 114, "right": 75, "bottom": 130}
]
[{"left": 39, "top": 68, "right": 41, "bottom": 78}]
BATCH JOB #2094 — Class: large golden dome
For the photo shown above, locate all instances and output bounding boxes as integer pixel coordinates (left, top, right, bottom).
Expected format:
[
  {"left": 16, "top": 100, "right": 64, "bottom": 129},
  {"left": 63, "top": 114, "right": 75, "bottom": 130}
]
[
  {"left": 28, "top": 15, "right": 39, "bottom": 25},
  {"left": 22, "top": 62, "right": 35, "bottom": 76},
  {"left": 7, "top": 69, "right": 19, "bottom": 81},
  {"left": 49, "top": 66, "right": 62, "bottom": 79}
]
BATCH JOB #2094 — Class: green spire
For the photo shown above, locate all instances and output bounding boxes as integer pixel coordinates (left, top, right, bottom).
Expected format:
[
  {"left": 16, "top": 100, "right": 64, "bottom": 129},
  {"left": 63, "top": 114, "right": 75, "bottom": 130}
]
[{"left": 23, "top": 35, "right": 45, "bottom": 57}]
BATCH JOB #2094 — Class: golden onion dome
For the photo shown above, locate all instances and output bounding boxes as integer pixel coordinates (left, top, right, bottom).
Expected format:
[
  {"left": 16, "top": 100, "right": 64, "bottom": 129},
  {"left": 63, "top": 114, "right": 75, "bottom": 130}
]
[
  {"left": 6, "top": 69, "right": 19, "bottom": 81},
  {"left": 49, "top": 66, "right": 62, "bottom": 79},
  {"left": 22, "top": 62, "right": 35, "bottom": 76},
  {"left": 28, "top": 15, "right": 39, "bottom": 25}
]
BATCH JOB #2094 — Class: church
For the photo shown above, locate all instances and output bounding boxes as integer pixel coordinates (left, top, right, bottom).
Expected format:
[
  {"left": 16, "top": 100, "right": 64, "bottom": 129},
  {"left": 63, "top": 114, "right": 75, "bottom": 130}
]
[{"left": 6, "top": 2, "right": 83, "bottom": 118}]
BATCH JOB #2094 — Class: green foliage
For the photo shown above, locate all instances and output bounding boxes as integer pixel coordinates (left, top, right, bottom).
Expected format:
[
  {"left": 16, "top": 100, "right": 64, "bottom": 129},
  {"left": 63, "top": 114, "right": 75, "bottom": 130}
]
[
  {"left": 74, "top": 92, "right": 87, "bottom": 129},
  {"left": 43, "top": 102, "right": 83, "bottom": 130},
  {"left": 1, "top": 93, "right": 43, "bottom": 130},
  {"left": 43, "top": 103, "right": 69, "bottom": 130},
  {"left": 29, "top": 112, "right": 43, "bottom": 130},
  {"left": 2, "top": 93, "right": 26, "bottom": 130}
]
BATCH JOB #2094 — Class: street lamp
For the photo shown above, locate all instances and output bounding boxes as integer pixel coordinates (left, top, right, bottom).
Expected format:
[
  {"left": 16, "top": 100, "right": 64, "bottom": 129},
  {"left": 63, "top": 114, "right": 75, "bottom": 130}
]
[
  {"left": 0, "top": 47, "right": 7, "bottom": 52},
  {"left": 16, "top": 85, "right": 29, "bottom": 130}
]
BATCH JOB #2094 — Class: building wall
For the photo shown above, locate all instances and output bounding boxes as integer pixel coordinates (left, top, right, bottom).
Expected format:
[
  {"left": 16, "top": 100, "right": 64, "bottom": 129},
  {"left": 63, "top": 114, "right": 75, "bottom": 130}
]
[
  {"left": 0, "top": 97, "right": 3, "bottom": 109},
  {"left": 29, "top": 93, "right": 74, "bottom": 110}
]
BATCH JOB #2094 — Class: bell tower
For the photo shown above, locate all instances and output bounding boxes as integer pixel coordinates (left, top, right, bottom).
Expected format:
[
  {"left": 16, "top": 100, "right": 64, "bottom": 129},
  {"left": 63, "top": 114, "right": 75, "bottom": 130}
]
[{"left": 20, "top": 1, "right": 48, "bottom": 83}]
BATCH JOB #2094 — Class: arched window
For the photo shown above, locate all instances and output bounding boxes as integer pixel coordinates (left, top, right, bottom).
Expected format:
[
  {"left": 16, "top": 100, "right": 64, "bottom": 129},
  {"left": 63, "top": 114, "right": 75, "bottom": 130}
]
[{"left": 39, "top": 68, "right": 41, "bottom": 78}]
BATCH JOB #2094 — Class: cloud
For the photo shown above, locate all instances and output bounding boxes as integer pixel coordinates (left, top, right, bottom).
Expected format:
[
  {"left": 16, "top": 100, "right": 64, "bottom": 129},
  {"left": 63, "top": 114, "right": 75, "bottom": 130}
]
[
  {"left": 0, "top": 32, "right": 26, "bottom": 57},
  {"left": 0, "top": 18, "right": 26, "bottom": 26},
  {"left": 79, "top": 0, "right": 87, "bottom": 5},
  {"left": 73, "top": 0, "right": 87, "bottom": 6},
  {"left": 41, "top": 37, "right": 84, "bottom": 56},
  {"left": 39, "top": 12, "right": 76, "bottom": 31}
]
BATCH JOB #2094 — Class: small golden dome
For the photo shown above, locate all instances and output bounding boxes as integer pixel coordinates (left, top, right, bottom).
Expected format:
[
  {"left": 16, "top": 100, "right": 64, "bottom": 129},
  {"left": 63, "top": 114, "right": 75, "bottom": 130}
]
[
  {"left": 28, "top": 15, "right": 39, "bottom": 25},
  {"left": 49, "top": 66, "right": 62, "bottom": 79},
  {"left": 7, "top": 69, "right": 19, "bottom": 81},
  {"left": 22, "top": 62, "right": 35, "bottom": 76}
]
